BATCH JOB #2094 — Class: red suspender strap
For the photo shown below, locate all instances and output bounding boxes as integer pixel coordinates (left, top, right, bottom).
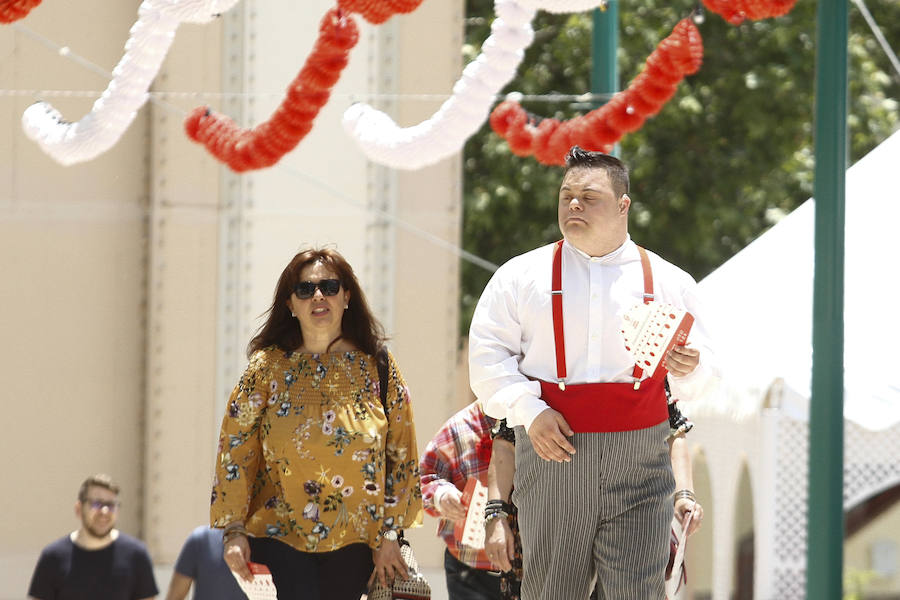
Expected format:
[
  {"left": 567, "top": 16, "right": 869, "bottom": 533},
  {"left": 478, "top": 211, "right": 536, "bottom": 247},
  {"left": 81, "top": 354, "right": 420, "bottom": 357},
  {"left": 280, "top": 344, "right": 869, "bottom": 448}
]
[
  {"left": 551, "top": 240, "right": 567, "bottom": 389},
  {"left": 638, "top": 246, "right": 654, "bottom": 304},
  {"left": 632, "top": 246, "right": 654, "bottom": 387},
  {"left": 551, "top": 241, "right": 655, "bottom": 391}
]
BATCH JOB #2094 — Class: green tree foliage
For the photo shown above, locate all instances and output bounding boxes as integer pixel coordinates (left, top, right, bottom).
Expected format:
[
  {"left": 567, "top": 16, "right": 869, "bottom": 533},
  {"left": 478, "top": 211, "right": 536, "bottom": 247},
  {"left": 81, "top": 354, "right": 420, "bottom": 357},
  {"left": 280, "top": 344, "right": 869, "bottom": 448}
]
[{"left": 460, "top": 0, "right": 900, "bottom": 334}]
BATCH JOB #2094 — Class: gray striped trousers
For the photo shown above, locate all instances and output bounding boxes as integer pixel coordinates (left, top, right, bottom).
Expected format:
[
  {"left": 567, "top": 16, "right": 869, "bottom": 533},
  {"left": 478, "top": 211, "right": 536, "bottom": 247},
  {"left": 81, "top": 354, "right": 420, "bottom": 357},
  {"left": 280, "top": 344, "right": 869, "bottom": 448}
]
[{"left": 512, "top": 421, "right": 674, "bottom": 600}]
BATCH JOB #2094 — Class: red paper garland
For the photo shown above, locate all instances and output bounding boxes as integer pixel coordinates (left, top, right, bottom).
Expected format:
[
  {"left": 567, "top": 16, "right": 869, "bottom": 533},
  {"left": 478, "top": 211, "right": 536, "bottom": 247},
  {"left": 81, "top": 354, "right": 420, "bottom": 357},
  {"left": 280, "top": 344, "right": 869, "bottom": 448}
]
[
  {"left": 701, "top": 0, "right": 798, "bottom": 25},
  {"left": 0, "top": 0, "right": 42, "bottom": 23},
  {"left": 185, "top": 8, "right": 359, "bottom": 172},
  {"left": 186, "top": 0, "right": 425, "bottom": 171},
  {"left": 490, "top": 18, "right": 703, "bottom": 165},
  {"left": 337, "top": 0, "right": 422, "bottom": 25}
]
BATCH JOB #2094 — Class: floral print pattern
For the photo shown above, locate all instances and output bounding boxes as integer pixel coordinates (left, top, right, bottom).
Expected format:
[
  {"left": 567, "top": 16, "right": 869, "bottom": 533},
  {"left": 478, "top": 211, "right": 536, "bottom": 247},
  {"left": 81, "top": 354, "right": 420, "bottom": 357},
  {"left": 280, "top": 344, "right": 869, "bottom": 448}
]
[{"left": 211, "top": 348, "right": 423, "bottom": 553}]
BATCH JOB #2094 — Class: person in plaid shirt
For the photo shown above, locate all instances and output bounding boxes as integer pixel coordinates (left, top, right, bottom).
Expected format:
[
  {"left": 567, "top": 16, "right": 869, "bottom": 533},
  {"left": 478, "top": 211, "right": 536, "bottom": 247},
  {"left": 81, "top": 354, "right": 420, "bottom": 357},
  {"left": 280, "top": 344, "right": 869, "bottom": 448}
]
[{"left": 420, "top": 401, "right": 501, "bottom": 599}]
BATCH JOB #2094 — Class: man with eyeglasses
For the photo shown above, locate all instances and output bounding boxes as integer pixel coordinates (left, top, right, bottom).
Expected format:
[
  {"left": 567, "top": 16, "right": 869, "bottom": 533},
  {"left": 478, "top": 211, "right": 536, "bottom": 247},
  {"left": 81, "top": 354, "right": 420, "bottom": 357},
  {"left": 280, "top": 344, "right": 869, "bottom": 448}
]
[{"left": 28, "top": 474, "right": 158, "bottom": 600}]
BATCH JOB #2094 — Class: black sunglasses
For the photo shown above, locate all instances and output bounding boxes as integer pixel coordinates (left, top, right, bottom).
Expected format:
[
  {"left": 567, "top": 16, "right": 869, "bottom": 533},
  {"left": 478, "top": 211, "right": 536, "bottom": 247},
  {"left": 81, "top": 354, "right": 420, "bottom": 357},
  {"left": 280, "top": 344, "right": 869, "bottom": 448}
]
[{"left": 294, "top": 279, "right": 342, "bottom": 299}]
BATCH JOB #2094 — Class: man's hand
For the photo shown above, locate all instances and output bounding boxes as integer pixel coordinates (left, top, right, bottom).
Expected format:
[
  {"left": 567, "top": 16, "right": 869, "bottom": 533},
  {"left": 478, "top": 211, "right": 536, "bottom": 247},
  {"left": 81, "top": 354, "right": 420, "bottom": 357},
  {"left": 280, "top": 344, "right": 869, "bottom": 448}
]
[
  {"left": 436, "top": 487, "right": 468, "bottom": 521},
  {"left": 484, "top": 517, "right": 515, "bottom": 572},
  {"left": 665, "top": 345, "right": 700, "bottom": 377},
  {"left": 526, "top": 408, "right": 575, "bottom": 462},
  {"left": 223, "top": 534, "right": 252, "bottom": 582}
]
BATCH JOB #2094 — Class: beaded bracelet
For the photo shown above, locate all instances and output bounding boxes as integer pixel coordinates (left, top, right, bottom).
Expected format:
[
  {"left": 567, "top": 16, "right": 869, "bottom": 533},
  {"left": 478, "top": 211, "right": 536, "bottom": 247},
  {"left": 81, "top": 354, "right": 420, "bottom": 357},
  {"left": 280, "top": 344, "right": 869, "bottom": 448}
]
[
  {"left": 485, "top": 499, "right": 513, "bottom": 514},
  {"left": 484, "top": 511, "right": 509, "bottom": 527},
  {"left": 673, "top": 489, "right": 696, "bottom": 504},
  {"left": 222, "top": 527, "right": 249, "bottom": 544}
]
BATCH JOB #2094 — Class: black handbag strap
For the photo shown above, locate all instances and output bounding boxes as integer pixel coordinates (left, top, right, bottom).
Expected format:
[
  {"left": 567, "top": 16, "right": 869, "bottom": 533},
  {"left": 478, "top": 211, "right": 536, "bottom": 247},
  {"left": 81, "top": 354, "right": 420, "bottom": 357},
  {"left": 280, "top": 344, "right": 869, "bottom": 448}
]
[
  {"left": 376, "top": 347, "right": 389, "bottom": 410},
  {"left": 375, "top": 346, "right": 406, "bottom": 543}
]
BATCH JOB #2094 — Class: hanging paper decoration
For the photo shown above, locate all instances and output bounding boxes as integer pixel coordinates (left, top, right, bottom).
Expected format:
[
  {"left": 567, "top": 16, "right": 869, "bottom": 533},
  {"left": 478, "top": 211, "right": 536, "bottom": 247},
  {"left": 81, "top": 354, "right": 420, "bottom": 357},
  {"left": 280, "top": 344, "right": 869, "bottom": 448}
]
[
  {"left": 21, "top": 0, "right": 240, "bottom": 166},
  {"left": 701, "top": 0, "right": 798, "bottom": 25},
  {"left": 0, "top": 0, "right": 42, "bottom": 23},
  {"left": 514, "top": 0, "right": 607, "bottom": 12},
  {"left": 490, "top": 18, "right": 703, "bottom": 165},
  {"left": 336, "top": 0, "right": 423, "bottom": 24},
  {"left": 342, "top": 0, "right": 537, "bottom": 170},
  {"left": 186, "top": 0, "right": 426, "bottom": 171},
  {"left": 341, "top": 0, "right": 613, "bottom": 171},
  {"left": 185, "top": 8, "right": 358, "bottom": 172}
]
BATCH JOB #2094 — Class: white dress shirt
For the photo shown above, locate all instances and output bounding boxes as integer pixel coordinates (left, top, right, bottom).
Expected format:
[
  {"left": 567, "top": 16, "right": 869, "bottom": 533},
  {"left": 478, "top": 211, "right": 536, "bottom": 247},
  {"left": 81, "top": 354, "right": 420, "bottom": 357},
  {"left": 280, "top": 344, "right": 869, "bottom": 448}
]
[{"left": 468, "top": 237, "right": 719, "bottom": 430}]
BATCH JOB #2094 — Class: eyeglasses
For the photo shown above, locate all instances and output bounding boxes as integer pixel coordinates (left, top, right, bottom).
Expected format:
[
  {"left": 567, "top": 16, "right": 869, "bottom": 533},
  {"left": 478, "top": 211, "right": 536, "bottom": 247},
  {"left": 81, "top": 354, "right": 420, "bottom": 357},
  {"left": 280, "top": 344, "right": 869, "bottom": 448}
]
[
  {"left": 85, "top": 499, "right": 120, "bottom": 512},
  {"left": 294, "top": 279, "right": 342, "bottom": 299}
]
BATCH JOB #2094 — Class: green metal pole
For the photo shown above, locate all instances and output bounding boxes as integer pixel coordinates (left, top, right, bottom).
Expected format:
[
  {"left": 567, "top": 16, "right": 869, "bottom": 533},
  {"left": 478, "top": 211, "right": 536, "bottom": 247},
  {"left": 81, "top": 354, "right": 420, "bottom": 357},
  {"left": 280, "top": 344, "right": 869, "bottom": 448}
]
[
  {"left": 807, "top": 0, "right": 848, "bottom": 596},
  {"left": 591, "top": 1, "right": 618, "bottom": 103}
]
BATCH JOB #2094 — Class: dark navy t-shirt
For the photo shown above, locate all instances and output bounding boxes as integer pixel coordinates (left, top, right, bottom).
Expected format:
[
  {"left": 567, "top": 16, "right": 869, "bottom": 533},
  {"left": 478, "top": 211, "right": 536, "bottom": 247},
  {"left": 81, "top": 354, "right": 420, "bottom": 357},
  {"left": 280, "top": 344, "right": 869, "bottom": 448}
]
[
  {"left": 28, "top": 533, "right": 158, "bottom": 600},
  {"left": 173, "top": 526, "right": 244, "bottom": 600}
]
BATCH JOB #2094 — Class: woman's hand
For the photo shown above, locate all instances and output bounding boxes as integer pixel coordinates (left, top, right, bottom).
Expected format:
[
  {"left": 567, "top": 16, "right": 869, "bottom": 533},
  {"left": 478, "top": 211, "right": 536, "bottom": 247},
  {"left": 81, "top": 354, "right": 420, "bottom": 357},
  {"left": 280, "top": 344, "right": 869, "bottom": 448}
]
[
  {"left": 675, "top": 498, "right": 703, "bottom": 536},
  {"left": 370, "top": 539, "right": 408, "bottom": 588},
  {"left": 223, "top": 533, "right": 253, "bottom": 582},
  {"left": 484, "top": 517, "right": 514, "bottom": 572}
]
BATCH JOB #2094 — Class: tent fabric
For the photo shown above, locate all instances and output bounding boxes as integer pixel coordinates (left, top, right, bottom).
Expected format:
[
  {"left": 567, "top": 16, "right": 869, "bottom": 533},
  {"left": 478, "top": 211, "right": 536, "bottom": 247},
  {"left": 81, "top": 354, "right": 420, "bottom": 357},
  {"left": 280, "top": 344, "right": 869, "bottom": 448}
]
[{"left": 690, "top": 129, "right": 900, "bottom": 431}]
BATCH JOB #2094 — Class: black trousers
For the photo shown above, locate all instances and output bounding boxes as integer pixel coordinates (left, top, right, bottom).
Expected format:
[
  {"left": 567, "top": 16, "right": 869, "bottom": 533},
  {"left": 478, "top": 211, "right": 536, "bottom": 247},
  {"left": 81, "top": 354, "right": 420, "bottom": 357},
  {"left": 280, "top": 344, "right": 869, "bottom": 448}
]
[
  {"left": 248, "top": 537, "right": 373, "bottom": 600},
  {"left": 444, "top": 548, "right": 502, "bottom": 600}
]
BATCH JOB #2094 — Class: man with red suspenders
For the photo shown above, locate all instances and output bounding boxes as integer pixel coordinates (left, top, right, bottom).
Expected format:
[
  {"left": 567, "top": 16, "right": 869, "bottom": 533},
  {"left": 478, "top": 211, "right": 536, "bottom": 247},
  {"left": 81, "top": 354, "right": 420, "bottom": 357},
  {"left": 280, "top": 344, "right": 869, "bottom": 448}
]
[{"left": 468, "top": 147, "right": 717, "bottom": 599}]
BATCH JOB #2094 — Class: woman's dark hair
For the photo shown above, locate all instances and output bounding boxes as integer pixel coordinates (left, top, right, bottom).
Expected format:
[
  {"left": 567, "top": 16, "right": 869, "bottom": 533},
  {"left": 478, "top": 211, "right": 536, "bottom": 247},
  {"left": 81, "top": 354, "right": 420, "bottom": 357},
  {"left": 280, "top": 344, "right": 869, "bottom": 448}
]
[
  {"left": 564, "top": 145, "right": 630, "bottom": 200},
  {"left": 247, "top": 248, "right": 386, "bottom": 358}
]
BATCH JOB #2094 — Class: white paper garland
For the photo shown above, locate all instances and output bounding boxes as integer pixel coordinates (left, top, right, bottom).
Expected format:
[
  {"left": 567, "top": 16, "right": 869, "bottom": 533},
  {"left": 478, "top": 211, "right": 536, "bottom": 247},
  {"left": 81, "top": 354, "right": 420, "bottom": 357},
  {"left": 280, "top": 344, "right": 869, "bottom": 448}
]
[
  {"left": 22, "top": 0, "right": 239, "bottom": 166},
  {"left": 341, "top": 0, "right": 608, "bottom": 170},
  {"left": 516, "top": 0, "right": 607, "bottom": 13},
  {"left": 341, "top": 0, "right": 533, "bottom": 170}
]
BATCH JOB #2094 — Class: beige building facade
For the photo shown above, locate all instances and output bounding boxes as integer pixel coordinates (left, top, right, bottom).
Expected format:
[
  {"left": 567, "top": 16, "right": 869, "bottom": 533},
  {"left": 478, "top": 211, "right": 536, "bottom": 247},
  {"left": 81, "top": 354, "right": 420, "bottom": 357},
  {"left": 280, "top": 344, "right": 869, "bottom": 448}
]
[{"left": 1, "top": 1, "right": 466, "bottom": 597}]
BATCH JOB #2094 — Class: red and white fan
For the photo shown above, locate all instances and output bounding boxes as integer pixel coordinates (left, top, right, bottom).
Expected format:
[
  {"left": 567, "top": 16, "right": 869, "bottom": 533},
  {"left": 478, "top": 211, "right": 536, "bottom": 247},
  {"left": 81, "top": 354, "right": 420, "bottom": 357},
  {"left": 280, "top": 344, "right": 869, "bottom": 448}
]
[
  {"left": 454, "top": 476, "right": 489, "bottom": 549},
  {"left": 231, "top": 562, "right": 278, "bottom": 600},
  {"left": 621, "top": 302, "right": 694, "bottom": 378}
]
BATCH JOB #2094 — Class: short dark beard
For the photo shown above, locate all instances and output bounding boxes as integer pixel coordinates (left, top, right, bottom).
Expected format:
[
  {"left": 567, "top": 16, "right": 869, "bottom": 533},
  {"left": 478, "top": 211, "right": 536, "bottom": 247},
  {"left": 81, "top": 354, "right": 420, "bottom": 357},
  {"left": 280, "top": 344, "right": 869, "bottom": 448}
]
[{"left": 81, "top": 512, "right": 115, "bottom": 540}]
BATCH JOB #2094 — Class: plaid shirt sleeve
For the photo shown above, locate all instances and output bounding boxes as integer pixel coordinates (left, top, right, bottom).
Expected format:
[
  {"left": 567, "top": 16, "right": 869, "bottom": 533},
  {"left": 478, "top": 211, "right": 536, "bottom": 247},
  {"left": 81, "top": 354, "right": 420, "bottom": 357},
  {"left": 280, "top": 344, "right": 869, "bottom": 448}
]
[
  {"left": 419, "top": 404, "right": 496, "bottom": 570},
  {"left": 419, "top": 403, "right": 492, "bottom": 517},
  {"left": 420, "top": 425, "right": 462, "bottom": 518}
]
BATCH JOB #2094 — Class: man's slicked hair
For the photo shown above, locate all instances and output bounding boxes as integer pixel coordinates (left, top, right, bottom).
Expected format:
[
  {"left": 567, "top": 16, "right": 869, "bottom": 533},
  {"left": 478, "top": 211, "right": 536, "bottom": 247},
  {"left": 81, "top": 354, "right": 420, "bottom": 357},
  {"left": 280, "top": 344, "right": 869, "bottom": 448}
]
[
  {"left": 564, "top": 146, "right": 630, "bottom": 199},
  {"left": 78, "top": 474, "right": 120, "bottom": 502}
]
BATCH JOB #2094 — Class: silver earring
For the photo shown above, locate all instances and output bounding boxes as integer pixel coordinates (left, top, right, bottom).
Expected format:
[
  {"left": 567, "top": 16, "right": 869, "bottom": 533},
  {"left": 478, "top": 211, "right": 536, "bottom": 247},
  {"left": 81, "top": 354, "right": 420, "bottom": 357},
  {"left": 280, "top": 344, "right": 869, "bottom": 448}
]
[
  {"left": 291, "top": 312, "right": 296, "bottom": 317},
  {"left": 343, "top": 304, "right": 349, "bottom": 309}
]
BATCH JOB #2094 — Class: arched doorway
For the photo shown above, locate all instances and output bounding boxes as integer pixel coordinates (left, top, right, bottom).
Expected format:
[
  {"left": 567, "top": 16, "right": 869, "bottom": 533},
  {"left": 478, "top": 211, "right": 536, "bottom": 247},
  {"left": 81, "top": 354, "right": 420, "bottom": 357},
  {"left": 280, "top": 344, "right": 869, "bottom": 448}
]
[
  {"left": 685, "top": 447, "right": 714, "bottom": 600},
  {"left": 732, "top": 462, "right": 754, "bottom": 600},
  {"left": 844, "top": 481, "right": 900, "bottom": 599}
]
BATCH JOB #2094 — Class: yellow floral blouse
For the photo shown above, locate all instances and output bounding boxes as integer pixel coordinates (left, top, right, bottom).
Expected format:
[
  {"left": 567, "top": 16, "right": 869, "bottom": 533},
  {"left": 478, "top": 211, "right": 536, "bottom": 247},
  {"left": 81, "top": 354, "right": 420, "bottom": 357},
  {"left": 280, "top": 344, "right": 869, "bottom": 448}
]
[{"left": 210, "top": 347, "right": 423, "bottom": 553}]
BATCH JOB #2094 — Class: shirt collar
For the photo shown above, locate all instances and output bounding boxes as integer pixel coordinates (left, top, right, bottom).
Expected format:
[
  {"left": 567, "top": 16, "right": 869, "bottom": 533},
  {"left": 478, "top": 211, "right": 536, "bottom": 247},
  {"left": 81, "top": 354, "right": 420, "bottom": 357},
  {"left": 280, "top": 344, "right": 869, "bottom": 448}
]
[{"left": 565, "top": 235, "right": 634, "bottom": 265}]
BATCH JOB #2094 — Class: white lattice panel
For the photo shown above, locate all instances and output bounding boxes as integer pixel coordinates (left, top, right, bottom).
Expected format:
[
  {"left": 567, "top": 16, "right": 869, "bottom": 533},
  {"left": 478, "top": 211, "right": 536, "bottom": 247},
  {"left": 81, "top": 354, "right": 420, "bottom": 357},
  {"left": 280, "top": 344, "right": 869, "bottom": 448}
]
[
  {"left": 766, "top": 416, "right": 900, "bottom": 599},
  {"left": 770, "top": 417, "right": 810, "bottom": 599},
  {"left": 845, "top": 421, "right": 900, "bottom": 507}
]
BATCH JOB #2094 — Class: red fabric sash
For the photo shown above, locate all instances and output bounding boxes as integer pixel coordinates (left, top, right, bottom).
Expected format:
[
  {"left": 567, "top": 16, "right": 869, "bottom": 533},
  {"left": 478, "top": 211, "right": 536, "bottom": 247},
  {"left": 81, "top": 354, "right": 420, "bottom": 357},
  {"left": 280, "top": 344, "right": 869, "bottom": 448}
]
[{"left": 539, "top": 375, "right": 668, "bottom": 433}]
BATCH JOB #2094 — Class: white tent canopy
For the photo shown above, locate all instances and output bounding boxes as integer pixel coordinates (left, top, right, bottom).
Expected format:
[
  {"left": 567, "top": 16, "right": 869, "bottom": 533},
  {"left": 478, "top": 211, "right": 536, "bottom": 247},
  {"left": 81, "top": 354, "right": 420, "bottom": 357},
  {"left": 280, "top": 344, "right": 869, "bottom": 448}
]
[{"left": 696, "top": 129, "right": 900, "bottom": 431}]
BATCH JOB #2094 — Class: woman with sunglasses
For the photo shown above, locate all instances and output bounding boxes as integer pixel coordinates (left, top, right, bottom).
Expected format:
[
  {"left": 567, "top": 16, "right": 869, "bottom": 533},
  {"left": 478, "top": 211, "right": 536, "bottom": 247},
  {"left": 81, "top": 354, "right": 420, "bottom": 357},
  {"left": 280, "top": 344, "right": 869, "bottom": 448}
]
[{"left": 210, "top": 248, "right": 423, "bottom": 599}]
